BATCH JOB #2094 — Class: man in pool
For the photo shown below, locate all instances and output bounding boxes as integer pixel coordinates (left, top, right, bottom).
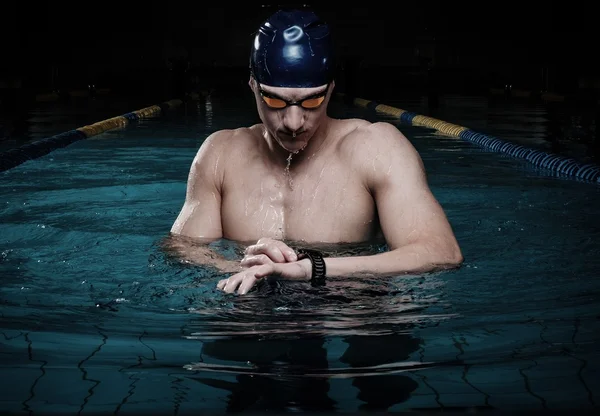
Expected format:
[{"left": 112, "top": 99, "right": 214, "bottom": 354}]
[{"left": 169, "top": 8, "right": 463, "bottom": 294}]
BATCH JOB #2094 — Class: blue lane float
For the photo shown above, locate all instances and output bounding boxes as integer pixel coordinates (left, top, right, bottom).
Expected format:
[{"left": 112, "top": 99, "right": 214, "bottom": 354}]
[
  {"left": 457, "top": 129, "right": 600, "bottom": 182},
  {"left": 346, "top": 94, "right": 600, "bottom": 184},
  {"left": 0, "top": 99, "right": 183, "bottom": 173}
]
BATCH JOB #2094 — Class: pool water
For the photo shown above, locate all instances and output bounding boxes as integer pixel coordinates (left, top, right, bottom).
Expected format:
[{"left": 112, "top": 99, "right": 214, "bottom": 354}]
[{"left": 1, "top": 92, "right": 599, "bottom": 414}]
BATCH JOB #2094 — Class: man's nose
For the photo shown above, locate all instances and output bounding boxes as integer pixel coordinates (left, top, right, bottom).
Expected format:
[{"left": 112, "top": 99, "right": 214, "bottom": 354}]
[{"left": 282, "top": 105, "right": 305, "bottom": 133}]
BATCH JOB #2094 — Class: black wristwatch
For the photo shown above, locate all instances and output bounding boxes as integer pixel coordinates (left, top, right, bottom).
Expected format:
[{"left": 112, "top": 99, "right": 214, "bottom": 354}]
[{"left": 296, "top": 248, "right": 327, "bottom": 286}]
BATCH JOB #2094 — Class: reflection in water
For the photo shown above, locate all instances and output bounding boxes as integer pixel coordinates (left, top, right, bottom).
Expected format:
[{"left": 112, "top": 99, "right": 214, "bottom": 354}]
[
  {"left": 204, "top": 94, "right": 213, "bottom": 128},
  {"left": 545, "top": 102, "right": 600, "bottom": 163},
  {"left": 340, "top": 334, "right": 422, "bottom": 410},
  {"left": 185, "top": 296, "right": 430, "bottom": 412},
  {"left": 191, "top": 336, "right": 424, "bottom": 412},
  {"left": 155, "top": 239, "right": 456, "bottom": 411},
  {"left": 192, "top": 336, "right": 339, "bottom": 412}
]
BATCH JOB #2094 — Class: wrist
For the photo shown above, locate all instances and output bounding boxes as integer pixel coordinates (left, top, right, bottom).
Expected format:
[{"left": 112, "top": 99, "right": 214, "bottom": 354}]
[{"left": 298, "top": 258, "right": 312, "bottom": 281}]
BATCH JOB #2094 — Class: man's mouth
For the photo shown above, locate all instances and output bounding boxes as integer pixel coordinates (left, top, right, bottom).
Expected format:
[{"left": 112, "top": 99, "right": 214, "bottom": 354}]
[{"left": 280, "top": 130, "right": 305, "bottom": 138}]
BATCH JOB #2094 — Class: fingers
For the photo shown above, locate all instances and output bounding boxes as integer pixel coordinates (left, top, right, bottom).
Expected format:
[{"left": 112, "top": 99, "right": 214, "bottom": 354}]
[
  {"left": 237, "top": 274, "right": 258, "bottom": 295},
  {"left": 218, "top": 275, "right": 245, "bottom": 294},
  {"left": 217, "top": 265, "right": 272, "bottom": 295},
  {"left": 245, "top": 238, "right": 297, "bottom": 263},
  {"left": 245, "top": 243, "right": 285, "bottom": 263},
  {"left": 217, "top": 277, "right": 237, "bottom": 293},
  {"left": 240, "top": 253, "right": 271, "bottom": 267},
  {"left": 282, "top": 247, "right": 298, "bottom": 262}
]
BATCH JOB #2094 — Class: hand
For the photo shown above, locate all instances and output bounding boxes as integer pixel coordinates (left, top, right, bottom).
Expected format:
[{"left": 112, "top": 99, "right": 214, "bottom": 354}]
[
  {"left": 217, "top": 259, "right": 312, "bottom": 295},
  {"left": 240, "top": 237, "right": 298, "bottom": 268}
]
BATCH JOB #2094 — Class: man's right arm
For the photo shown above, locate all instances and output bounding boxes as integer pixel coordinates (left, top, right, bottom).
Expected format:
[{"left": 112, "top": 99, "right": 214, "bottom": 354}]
[{"left": 167, "top": 130, "right": 240, "bottom": 273}]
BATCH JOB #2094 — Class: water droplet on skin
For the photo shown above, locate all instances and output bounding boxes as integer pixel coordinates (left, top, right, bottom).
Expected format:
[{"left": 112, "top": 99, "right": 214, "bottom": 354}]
[{"left": 285, "top": 153, "right": 294, "bottom": 189}]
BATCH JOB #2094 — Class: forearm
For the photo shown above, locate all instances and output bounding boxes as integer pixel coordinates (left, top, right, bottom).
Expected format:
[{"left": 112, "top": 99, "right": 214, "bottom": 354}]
[
  {"left": 176, "top": 246, "right": 241, "bottom": 273},
  {"left": 322, "top": 241, "right": 463, "bottom": 278},
  {"left": 162, "top": 234, "right": 241, "bottom": 273}
]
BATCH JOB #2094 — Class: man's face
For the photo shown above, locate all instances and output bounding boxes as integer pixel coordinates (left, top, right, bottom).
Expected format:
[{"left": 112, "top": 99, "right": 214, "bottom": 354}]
[{"left": 250, "top": 77, "right": 332, "bottom": 153}]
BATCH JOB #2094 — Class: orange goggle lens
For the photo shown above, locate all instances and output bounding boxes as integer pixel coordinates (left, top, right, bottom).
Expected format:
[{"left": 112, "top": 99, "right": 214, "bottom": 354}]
[
  {"left": 261, "top": 94, "right": 326, "bottom": 109},
  {"left": 300, "top": 96, "right": 326, "bottom": 109},
  {"left": 262, "top": 96, "right": 288, "bottom": 109}
]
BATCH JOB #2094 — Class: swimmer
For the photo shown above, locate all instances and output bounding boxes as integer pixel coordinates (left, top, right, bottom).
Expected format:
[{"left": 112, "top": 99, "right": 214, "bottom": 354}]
[{"left": 169, "top": 8, "right": 463, "bottom": 294}]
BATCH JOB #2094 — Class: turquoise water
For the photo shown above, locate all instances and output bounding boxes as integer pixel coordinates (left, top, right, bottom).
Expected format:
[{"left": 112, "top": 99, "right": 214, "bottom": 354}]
[{"left": 1, "top": 93, "right": 599, "bottom": 414}]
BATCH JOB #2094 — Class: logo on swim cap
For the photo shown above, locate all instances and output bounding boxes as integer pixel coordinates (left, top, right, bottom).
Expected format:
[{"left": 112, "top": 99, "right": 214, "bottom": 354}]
[{"left": 250, "top": 9, "right": 336, "bottom": 88}]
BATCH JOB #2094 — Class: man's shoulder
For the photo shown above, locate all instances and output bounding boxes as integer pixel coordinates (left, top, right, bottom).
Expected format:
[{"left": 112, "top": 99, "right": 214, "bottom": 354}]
[
  {"left": 189, "top": 125, "right": 262, "bottom": 183},
  {"left": 337, "top": 119, "right": 412, "bottom": 155},
  {"left": 336, "top": 119, "right": 424, "bottom": 186},
  {"left": 196, "top": 125, "right": 260, "bottom": 156},
  {"left": 203, "top": 125, "right": 259, "bottom": 146}
]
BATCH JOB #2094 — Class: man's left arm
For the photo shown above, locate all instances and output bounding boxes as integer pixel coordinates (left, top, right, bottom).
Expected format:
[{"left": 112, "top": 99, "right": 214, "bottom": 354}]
[{"left": 320, "top": 121, "right": 463, "bottom": 278}]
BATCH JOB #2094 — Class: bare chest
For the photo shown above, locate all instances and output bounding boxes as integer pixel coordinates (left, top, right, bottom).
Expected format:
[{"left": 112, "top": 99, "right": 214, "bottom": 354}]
[{"left": 221, "top": 161, "right": 378, "bottom": 243}]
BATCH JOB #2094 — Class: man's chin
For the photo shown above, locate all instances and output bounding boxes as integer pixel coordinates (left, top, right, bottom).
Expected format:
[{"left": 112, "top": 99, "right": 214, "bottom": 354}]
[{"left": 278, "top": 137, "right": 308, "bottom": 153}]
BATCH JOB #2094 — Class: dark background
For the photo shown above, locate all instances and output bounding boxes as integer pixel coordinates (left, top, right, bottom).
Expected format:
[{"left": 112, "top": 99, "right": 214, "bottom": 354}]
[{"left": 1, "top": 1, "right": 597, "bottom": 103}]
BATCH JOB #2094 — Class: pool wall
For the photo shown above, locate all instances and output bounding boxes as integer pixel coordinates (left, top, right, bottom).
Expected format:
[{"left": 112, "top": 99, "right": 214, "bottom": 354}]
[
  {"left": 0, "top": 99, "right": 183, "bottom": 173},
  {"left": 341, "top": 93, "right": 600, "bottom": 184}
]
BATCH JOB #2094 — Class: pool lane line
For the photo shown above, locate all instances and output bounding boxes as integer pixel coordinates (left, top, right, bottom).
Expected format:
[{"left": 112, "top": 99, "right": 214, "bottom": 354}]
[
  {"left": 339, "top": 93, "right": 600, "bottom": 184},
  {"left": 0, "top": 99, "right": 183, "bottom": 173}
]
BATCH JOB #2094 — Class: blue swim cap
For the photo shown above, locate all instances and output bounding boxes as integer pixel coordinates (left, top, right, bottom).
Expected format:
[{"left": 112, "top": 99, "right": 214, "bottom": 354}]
[{"left": 250, "top": 9, "right": 336, "bottom": 88}]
